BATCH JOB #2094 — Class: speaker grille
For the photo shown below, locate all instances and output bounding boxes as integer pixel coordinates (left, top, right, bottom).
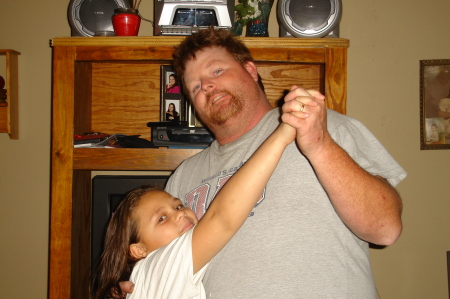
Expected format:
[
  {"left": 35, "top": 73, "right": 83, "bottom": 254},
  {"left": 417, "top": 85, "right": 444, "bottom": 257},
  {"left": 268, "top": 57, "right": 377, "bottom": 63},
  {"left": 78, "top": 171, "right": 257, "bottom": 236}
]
[
  {"left": 277, "top": 0, "right": 341, "bottom": 38},
  {"left": 289, "top": 0, "right": 331, "bottom": 31},
  {"left": 68, "top": 0, "right": 131, "bottom": 36},
  {"left": 79, "top": 0, "right": 118, "bottom": 34}
]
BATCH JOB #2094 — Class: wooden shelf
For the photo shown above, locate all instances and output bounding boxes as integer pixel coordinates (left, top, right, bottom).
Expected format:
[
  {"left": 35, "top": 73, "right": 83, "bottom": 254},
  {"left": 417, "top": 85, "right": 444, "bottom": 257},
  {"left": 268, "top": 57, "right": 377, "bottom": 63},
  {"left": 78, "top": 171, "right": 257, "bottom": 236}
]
[
  {"left": 73, "top": 147, "right": 203, "bottom": 170},
  {"left": 0, "top": 49, "right": 20, "bottom": 139}
]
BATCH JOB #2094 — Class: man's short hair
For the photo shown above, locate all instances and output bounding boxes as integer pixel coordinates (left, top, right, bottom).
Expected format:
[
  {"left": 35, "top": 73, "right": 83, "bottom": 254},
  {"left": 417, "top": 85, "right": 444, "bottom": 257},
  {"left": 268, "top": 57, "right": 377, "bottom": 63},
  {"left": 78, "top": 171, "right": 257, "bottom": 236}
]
[{"left": 173, "top": 28, "right": 254, "bottom": 86}]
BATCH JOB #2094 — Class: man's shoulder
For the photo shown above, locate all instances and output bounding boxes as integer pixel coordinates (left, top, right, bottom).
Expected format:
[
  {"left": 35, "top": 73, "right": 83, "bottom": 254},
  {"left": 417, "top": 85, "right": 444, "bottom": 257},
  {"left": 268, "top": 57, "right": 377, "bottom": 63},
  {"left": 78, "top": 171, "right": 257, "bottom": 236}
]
[
  {"left": 326, "top": 109, "right": 376, "bottom": 146},
  {"left": 326, "top": 109, "right": 356, "bottom": 131}
]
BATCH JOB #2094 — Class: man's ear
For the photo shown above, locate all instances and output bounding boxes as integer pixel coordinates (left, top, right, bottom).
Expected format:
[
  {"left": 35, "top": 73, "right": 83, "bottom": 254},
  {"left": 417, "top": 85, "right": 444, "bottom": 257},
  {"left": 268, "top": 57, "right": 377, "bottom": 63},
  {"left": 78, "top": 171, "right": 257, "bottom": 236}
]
[
  {"left": 244, "top": 61, "right": 259, "bottom": 82},
  {"left": 130, "top": 243, "right": 148, "bottom": 259}
]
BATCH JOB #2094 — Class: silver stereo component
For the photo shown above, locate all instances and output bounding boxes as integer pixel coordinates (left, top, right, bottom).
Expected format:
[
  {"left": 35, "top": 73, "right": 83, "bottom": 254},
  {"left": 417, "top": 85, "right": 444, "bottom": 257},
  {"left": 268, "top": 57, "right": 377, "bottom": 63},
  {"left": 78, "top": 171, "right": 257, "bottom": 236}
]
[
  {"left": 154, "top": 0, "right": 234, "bottom": 35},
  {"left": 277, "top": 0, "right": 342, "bottom": 38},
  {"left": 68, "top": 0, "right": 130, "bottom": 37}
]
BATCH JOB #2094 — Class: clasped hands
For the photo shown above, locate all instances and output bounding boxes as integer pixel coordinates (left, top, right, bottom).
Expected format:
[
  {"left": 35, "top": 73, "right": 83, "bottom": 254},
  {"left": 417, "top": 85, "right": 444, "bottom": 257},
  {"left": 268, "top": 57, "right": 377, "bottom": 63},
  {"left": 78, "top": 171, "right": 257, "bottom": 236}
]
[{"left": 281, "top": 86, "right": 331, "bottom": 157}]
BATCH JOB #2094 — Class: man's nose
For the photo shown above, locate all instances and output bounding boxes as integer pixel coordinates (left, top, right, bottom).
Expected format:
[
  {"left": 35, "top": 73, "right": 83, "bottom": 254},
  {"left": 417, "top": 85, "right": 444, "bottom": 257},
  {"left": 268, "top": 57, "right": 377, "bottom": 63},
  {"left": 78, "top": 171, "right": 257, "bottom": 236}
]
[{"left": 201, "top": 80, "right": 215, "bottom": 93}]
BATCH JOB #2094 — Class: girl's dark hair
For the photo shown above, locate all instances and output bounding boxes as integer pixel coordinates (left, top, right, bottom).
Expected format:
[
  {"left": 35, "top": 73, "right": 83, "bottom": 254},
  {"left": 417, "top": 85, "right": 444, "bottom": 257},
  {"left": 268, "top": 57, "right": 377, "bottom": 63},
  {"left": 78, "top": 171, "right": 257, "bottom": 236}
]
[
  {"left": 173, "top": 27, "right": 253, "bottom": 89},
  {"left": 93, "top": 186, "right": 160, "bottom": 299}
]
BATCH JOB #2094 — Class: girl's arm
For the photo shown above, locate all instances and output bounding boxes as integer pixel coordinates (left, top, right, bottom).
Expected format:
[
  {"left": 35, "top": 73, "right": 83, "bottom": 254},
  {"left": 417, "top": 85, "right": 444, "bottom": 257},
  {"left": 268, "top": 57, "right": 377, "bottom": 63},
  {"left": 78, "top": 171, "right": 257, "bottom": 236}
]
[{"left": 191, "top": 122, "right": 295, "bottom": 273}]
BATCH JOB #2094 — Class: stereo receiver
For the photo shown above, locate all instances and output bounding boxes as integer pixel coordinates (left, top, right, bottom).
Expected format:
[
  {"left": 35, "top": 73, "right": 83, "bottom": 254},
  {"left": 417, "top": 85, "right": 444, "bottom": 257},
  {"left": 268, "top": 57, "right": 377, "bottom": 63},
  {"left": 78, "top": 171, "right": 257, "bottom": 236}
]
[
  {"left": 154, "top": 0, "right": 234, "bottom": 35},
  {"left": 148, "top": 122, "right": 215, "bottom": 147}
]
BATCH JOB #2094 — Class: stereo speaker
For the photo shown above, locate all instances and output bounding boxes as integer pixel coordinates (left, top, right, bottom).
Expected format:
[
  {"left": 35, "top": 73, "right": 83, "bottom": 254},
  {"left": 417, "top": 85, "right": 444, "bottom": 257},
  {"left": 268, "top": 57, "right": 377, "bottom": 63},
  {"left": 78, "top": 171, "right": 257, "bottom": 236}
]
[
  {"left": 68, "top": 0, "right": 131, "bottom": 36},
  {"left": 277, "top": 0, "right": 342, "bottom": 38}
]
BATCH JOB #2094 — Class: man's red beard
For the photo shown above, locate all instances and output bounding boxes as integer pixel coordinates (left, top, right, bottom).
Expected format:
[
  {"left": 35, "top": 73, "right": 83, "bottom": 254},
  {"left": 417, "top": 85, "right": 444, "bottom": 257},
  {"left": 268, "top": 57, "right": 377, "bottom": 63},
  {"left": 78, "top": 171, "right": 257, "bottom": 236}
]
[{"left": 203, "top": 89, "right": 244, "bottom": 126}]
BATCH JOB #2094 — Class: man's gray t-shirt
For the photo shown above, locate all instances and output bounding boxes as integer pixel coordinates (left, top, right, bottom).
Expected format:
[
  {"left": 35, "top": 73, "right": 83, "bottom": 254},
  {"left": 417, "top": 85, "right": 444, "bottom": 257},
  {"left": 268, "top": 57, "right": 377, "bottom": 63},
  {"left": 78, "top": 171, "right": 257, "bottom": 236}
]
[{"left": 165, "top": 108, "right": 406, "bottom": 298}]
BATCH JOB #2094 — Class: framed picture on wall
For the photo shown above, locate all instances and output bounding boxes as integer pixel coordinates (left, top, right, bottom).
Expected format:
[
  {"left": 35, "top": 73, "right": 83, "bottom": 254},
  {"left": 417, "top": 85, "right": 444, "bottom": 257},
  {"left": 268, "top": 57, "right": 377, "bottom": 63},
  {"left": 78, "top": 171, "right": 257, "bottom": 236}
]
[
  {"left": 420, "top": 59, "right": 450, "bottom": 150},
  {"left": 160, "top": 65, "right": 184, "bottom": 122}
]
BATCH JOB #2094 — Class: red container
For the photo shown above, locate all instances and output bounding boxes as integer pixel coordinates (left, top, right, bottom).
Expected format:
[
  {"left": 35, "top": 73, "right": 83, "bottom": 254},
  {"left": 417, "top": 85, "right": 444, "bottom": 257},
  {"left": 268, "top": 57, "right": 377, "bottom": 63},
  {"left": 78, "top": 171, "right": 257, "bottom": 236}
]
[{"left": 112, "top": 8, "right": 141, "bottom": 36}]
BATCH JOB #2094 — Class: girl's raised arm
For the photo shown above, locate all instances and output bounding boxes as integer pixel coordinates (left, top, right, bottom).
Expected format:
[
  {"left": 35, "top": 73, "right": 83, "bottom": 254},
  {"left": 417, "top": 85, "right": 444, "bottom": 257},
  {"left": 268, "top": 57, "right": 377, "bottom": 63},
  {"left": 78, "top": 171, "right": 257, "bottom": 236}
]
[{"left": 192, "top": 123, "right": 295, "bottom": 273}]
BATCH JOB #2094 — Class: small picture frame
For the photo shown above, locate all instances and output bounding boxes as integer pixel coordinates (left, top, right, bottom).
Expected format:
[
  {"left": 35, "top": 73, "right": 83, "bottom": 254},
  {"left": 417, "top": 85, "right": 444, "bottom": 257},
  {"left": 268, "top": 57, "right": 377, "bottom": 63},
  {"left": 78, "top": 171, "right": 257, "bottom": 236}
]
[
  {"left": 161, "top": 65, "right": 184, "bottom": 122},
  {"left": 420, "top": 59, "right": 450, "bottom": 150},
  {"left": 162, "top": 98, "right": 182, "bottom": 122}
]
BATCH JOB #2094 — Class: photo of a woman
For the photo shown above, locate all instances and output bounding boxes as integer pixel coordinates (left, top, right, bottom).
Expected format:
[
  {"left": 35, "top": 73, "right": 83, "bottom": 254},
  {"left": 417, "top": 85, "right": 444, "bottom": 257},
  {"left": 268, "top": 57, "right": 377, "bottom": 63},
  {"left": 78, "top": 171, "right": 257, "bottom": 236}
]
[
  {"left": 165, "top": 102, "right": 180, "bottom": 122},
  {"left": 165, "top": 73, "right": 181, "bottom": 94},
  {"left": 161, "top": 66, "right": 184, "bottom": 122}
]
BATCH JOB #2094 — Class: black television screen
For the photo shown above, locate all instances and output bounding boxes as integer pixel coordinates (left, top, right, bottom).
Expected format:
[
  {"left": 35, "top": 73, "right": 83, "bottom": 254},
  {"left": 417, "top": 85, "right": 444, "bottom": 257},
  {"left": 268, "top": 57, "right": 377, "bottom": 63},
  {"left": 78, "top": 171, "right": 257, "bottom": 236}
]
[
  {"left": 172, "top": 8, "right": 218, "bottom": 26},
  {"left": 91, "top": 175, "right": 170, "bottom": 275}
]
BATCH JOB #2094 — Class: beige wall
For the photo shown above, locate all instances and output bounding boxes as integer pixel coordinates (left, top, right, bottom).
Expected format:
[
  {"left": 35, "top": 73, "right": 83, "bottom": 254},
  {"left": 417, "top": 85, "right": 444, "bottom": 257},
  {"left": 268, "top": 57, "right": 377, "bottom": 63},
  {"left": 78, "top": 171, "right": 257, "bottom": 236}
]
[{"left": 0, "top": 0, "right": 449, "bottom": 298}]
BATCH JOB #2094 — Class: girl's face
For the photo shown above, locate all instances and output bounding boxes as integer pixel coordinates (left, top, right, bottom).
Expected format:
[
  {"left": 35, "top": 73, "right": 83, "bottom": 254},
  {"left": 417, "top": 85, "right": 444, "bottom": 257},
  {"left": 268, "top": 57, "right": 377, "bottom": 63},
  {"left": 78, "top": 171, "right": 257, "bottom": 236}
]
[
  {"left": 169, "top": 76, "right": 176, "bottom": 85},
  {"left": 133, "top": 190, "right": 198, "bottom": 254}
]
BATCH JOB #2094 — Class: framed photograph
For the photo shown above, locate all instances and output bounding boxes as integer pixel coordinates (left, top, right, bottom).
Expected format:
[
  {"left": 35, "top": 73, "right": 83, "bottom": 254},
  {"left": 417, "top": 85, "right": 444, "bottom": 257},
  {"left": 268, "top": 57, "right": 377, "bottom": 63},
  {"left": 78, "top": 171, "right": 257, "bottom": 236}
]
[
  {"left": 161, "top": 65, "right": 184, "bottom": 122},
  {"left": 161, "top": 98, "right": 182, "bottom": 122},
  {"left": 420, "top": 59, "right": 450, "bottom": 150}
]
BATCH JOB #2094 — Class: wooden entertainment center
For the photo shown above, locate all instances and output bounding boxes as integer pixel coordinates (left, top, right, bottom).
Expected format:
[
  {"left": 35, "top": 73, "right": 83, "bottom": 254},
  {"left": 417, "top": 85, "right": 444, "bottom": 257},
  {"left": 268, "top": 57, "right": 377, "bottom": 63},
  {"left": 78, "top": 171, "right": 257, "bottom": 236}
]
[{"left": 49, "top": 36, "right": 349, "bottom": 299}]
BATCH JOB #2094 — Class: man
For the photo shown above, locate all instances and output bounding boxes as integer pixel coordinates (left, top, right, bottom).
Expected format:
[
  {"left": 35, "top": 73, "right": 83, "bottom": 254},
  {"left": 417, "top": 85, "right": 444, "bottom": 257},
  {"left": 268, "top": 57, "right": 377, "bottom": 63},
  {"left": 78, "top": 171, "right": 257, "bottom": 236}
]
[{"left": 122, "top": 28, "right": 405, "bottom": 298}]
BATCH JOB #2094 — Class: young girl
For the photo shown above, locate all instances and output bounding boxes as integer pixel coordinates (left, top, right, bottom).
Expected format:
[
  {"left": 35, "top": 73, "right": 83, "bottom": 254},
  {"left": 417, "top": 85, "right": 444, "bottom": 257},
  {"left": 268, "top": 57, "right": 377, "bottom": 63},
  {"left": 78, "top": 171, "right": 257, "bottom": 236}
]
[{"left": 94, "top": 121, "right": 295, "bottom": 299}]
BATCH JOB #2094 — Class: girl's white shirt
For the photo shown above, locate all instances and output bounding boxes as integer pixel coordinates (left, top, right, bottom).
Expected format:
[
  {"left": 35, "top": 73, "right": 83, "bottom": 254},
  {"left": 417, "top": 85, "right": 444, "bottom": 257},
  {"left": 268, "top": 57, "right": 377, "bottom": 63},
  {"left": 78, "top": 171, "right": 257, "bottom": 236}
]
[{"left": 127, "top": 228, "right": 209, "bottom": 299}]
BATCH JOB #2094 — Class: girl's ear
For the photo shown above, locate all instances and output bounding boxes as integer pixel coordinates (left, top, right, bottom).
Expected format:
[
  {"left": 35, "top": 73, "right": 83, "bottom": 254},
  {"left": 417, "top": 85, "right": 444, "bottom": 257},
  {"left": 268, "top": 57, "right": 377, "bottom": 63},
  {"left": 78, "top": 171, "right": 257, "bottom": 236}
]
[{"left": 130, "top": 243, "right": 148, "bottom": 259}]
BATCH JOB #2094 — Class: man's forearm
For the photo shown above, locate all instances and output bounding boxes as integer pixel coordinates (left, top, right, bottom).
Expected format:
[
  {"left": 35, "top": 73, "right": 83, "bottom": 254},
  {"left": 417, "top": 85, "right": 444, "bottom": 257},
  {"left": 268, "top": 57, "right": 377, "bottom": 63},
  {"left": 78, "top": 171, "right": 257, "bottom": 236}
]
[{"left": 306, "top": 139, "right": 403, "bottom": 245}]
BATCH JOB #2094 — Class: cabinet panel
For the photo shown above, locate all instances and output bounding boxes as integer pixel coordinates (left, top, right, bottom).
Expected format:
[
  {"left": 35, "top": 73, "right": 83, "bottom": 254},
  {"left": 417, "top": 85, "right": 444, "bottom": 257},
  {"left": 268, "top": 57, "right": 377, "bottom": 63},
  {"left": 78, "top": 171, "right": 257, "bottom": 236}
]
[
  {"left": 325, "top": 47, "right": 348, "bottom": 114},
  {"left": 258, "top": 63, "right": 322, "bottom": 107},
  {"left": 76, "top": 45, "right": 177, "bottom": 61},
  {"left": 91, "top": 62, "right": 161, "bottom": 137},
  {"left": 250, "top": 47, "right": 325, "bottom": 63},
  {"left": 74, "top": 62, "right": 92, "bottom": 135}
]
